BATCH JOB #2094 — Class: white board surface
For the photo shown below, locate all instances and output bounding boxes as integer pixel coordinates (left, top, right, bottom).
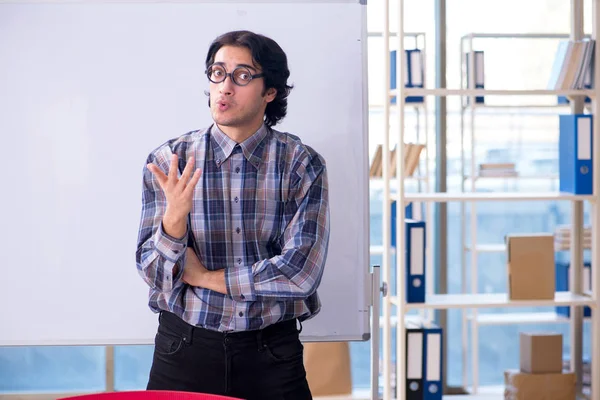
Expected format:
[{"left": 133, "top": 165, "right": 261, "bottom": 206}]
[{"left": 0, "top": 0, "right": 370, "bottom": 345}]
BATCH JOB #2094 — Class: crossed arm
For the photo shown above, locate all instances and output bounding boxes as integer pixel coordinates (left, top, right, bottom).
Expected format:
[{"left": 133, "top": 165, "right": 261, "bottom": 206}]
[
  {"left": 181, "top": 248, "right": 227, "bottom": 294},
  {"left": 136, "top": 148, "right": 330, "bottom": 301}
]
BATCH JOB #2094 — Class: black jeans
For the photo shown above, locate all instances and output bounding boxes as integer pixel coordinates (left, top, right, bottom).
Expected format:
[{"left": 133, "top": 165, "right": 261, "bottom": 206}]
[{"left": 147, "top": 311, "right": 312, "bottom": 400}]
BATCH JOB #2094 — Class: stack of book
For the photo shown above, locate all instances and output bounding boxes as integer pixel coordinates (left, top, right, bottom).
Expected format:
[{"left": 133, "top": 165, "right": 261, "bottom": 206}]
[
  {"left": 369, "top": 143, "right": 425, "bottom": 178},
  {"left": 477, "top": 162, "right": 518, "bottom": 178},
  {"left": 548, "top": 39, "right": 595, "bottom": 91}
]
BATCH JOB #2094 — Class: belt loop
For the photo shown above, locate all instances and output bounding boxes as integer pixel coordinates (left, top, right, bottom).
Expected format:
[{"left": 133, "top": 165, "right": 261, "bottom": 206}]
[{"left": 297, "top": 319, "right": 303, "bottom": 334}]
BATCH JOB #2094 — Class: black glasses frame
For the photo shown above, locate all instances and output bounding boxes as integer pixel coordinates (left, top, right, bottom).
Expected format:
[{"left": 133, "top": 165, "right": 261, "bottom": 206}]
[{"left": 205, "top": 63, "right": 265, "bottom": 86}]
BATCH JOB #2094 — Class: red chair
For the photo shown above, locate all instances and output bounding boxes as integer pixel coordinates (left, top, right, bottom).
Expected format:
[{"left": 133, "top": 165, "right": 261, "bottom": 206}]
[{"left": 58, "top": 391, "right": 242, "bottom": 400}]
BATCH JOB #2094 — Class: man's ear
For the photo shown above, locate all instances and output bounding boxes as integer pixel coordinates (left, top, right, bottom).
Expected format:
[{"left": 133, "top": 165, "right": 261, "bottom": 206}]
[{"left": 264, "top": 88, "right": 277, "bottom": 103}]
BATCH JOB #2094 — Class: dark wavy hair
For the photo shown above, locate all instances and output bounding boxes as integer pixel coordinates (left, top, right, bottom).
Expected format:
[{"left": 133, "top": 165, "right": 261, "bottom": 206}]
[{"left": 205, "top": 30, "right": 294, "bottom": 127}]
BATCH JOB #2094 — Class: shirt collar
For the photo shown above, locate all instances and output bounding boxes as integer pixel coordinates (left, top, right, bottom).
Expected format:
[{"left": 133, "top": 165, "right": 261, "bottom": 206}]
[{"left": 210, "top": 123, "right": 269, "bottom": 169}]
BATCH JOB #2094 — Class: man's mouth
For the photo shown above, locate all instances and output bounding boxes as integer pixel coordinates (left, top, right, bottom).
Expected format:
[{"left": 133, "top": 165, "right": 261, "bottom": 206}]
[{"left": 216, "top": 100, "right": 231, "bottom": 111}]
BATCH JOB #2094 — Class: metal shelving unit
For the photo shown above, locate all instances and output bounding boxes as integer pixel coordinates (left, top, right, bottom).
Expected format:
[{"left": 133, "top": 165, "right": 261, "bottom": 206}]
[
  {"left": 458, "top": 30, "right": 595, "bottom": 394},
  {"left": 380, "top": 1, "right": 600, "bottom": 400}
]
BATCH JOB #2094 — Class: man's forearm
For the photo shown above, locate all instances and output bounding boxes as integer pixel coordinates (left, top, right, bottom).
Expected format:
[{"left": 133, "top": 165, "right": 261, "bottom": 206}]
[
  {"left": 183, "top": 248, "right": 228, "bottom": 295},
  {"left": 198, "top": 270, "right": 227, "bottom": 295},
  {"left": 162, "top": 210, "right": 187, "bottom": 239}
]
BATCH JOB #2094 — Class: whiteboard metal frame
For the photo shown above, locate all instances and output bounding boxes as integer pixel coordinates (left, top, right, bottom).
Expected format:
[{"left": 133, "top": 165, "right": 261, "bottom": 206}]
[{"left": 0, "top": 0, "right": 371, "bottom": 344}]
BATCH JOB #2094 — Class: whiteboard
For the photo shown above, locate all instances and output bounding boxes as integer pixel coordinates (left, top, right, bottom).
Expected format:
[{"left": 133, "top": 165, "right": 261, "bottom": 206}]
[{"left": 0, "top": 0, "right": 370, "bottom": 345}]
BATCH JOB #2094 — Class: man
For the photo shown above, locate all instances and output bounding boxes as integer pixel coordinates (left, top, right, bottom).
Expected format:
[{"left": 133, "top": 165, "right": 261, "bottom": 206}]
[{"left": 135, "top": 30, "right": 330, "bottom": 400}]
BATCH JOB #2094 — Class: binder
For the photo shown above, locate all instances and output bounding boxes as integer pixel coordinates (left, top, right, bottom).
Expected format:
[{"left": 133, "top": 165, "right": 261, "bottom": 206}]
[
  {"left": 390, "top": 201, "right": 420, "bottom": 247},
  {"left": 390, "top": 49, "right": 425, "bottom": 104},
  {"left": 559, "top": 114, "right": 593, "bottom": 195},
  {"left": 405, "top": 320, "right": 424, "bottom": 400},
  {"left": 465, "top": 50, "right": 484, "bottom": 104},
  {"left": 422, "top": 322, "right": 443, "bottom": 400},
  {"left": 405, "top": 48, "right": 424, "bottom": 103},
  {"left": 405, "top": 202, "right": 413, "bottom": 219},
  {"left": 555, "top": 261, "right": 592, "bottom": 317},
  {"left": 406, "top": 219, "right": 426, "bottom": 303}
]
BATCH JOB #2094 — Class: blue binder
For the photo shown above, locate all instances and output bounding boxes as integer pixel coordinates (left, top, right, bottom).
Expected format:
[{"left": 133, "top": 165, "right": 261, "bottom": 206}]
[
  {"left": 465, "top": 50, "right": 484, "bottom": 104},
  {"left": 390, "top": 200, "right": 418, "bottom": 247},
  {"left": 405, "top": 219, "right": 426, "bottom": 303},
  {"left": 559, "top": 114, "right": 593, "bottom": 195},
  {"left": 556, "top": 261, "right": 592, "bottom": 317},
  {"left": 390, "top": 49, "right": 424, "bottom": 104},
  {"left": 422, "top": 322, "right": 443, "bottom": 400}
]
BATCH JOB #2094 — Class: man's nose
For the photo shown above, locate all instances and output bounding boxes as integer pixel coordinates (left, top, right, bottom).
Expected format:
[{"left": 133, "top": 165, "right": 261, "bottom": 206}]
[{"left": 219, "top": 75, "right": 235, "bottom": 95}]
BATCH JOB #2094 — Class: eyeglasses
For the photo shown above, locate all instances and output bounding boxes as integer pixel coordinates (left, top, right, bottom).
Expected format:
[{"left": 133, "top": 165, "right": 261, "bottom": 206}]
[{"left": 205, "top": 63, "right": 264, "bottom": 86}]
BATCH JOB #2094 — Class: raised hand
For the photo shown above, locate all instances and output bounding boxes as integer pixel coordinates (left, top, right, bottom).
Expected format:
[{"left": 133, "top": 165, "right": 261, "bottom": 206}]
[{"left": 147, "top": 154, "right": 201, "bottom": 238}]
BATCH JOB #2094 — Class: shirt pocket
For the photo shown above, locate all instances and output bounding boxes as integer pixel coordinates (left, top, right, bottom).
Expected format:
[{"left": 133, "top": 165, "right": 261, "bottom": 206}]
[{"left": 255, "top": 186, "right": 286, "bottom": 245}]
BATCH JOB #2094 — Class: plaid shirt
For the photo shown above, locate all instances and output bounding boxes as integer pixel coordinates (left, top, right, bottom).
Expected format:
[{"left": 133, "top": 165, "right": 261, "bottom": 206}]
[{"left": 136, "top": 123, "right": 330, "bottom": 332}]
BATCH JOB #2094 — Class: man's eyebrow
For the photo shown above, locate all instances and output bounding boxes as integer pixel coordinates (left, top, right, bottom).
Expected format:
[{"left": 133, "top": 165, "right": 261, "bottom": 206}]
[
  {"left": 237, "top": 63, "right": 258, "bottom": 71},
  {"left": 212, "top": 61, "right": 259, "bottom": 71}
]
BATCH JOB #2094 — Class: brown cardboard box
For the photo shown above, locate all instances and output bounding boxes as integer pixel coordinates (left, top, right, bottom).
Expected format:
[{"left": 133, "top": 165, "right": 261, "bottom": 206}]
[
  {"left": 506, "top": 234, "right": 555, "bottom": 300},
  {"left": 520, "top": 332, "right": 563, "bottom": 373},
  {"left": 303, "top": 342, "right": 352, "bottom": 396},
  {"left": 504, "top": 370, "right": 575, "bottom": 400}
]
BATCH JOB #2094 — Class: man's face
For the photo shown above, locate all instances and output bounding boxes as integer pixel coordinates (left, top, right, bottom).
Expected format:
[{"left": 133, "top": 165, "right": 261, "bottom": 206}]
[{"left": 208, "top": 45, "right": 276, "bottom": 135}]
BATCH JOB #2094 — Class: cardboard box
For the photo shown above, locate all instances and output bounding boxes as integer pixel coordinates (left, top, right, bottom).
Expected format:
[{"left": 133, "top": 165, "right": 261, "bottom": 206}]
[
  {"left": 504, "top": 370, "right": 575, "bottom": 400},
  {"left": 520, "top": 332, "right": 563, "bottom": 374},
  {"left": 506, "top": 234, "right": 555, "bottom": 300},
  {"left": 303, "top": 341, "right": 352, "bottom": 396}
]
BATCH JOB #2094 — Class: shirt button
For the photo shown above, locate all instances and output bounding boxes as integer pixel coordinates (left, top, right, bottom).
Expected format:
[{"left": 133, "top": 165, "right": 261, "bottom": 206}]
[
  {"left": 235, "top": 167, "right": 240, "bottom": 173},
  {"left": 216, "top": 159, "right": 221, "bottom": 165},
  {"left": 236, "top": 227, "right": 241, "bottom": 234},
  {"left": 239, "top": 312, "right": 244, "bottom": 317},
  {"left": 234, "top": 196, "right": 239, "bottom": 203},
  {"left": 237, "top": 258, "right": 242, "bottom": 264},
  {"left": 240, "top": 294, "right": 245, "bottom": 300}
]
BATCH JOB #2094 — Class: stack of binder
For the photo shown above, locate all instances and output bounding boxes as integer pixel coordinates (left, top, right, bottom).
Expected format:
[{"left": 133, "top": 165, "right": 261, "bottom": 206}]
[{"left": 405, "top": 319, "right": 443, "bottom": 400}]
